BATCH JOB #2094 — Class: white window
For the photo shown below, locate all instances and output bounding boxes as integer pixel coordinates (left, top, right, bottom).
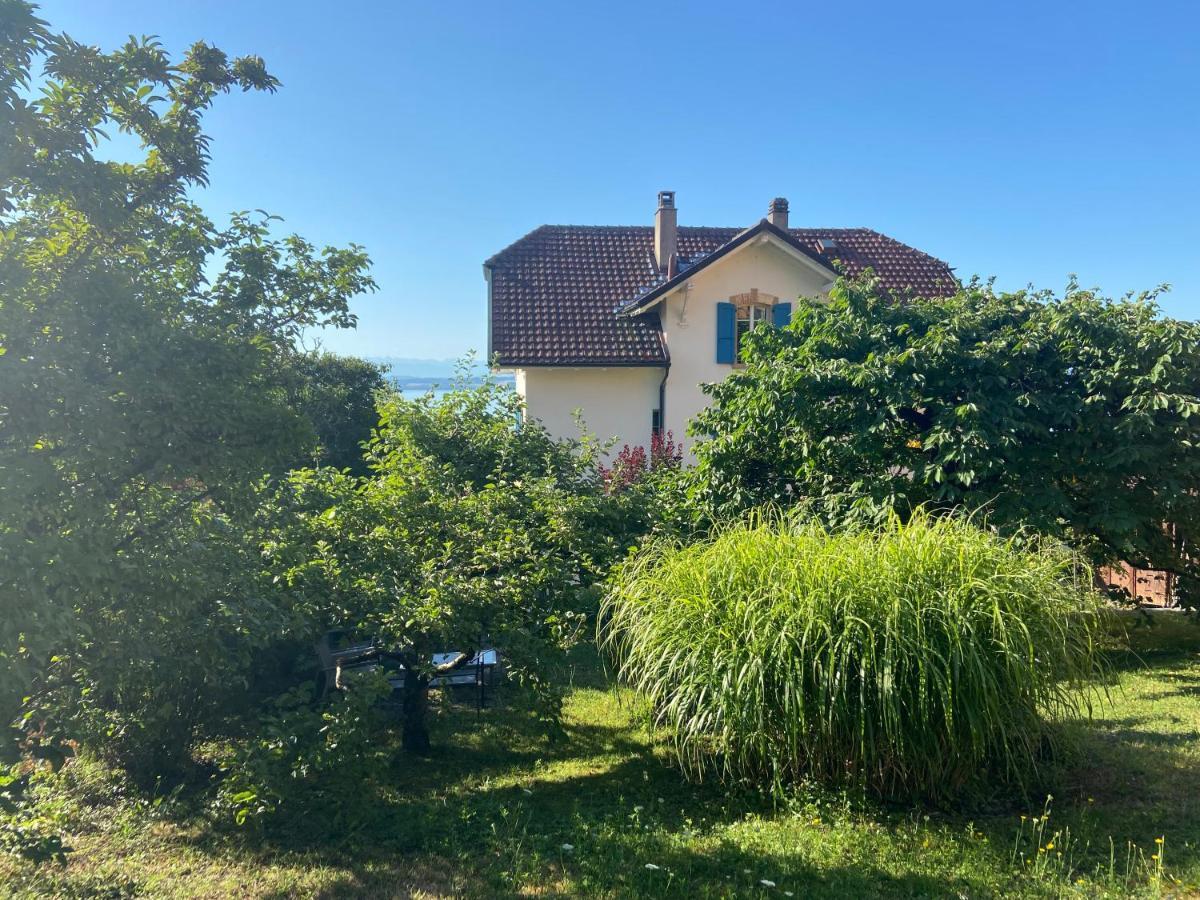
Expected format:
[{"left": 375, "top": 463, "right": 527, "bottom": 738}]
[{"left": 735, "top": 304, "right": 770, "bottom": 361}]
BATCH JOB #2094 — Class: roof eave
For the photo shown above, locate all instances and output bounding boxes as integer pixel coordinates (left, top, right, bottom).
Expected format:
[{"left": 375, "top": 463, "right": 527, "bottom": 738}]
[{"left": 496, "top": 358, "right": 671, "bottom": 368}]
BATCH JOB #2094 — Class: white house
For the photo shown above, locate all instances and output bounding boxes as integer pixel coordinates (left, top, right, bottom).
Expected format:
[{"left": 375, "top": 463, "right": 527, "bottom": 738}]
[{"left": 485, "top": 193, "right": 954, "bottom": 461}]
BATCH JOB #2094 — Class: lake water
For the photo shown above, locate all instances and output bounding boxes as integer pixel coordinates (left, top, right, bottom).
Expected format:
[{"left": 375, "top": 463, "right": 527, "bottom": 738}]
[{"left": 397, "top": 387, "right": 452, "bottom": 400}]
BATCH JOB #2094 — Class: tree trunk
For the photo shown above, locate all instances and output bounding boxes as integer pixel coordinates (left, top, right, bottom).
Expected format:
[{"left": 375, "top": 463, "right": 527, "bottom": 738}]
[
  {"left": 401, "top": 672, "right": 431, "bottom": 755},
  {"left": 399, "top": 651, "right": 470, "bottom": 755}
]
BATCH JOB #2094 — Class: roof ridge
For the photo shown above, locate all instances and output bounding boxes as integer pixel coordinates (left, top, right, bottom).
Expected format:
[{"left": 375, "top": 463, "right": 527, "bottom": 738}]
[
  {"left": 497, "top": 223, "right": 898, "bottom": 233},
  {"left": 539, "top": 223, "right": 654, "bottom": 230},
  {"left": 788, "top": 226, "right": 874, "bottom": 232},
  {"left": 514, "top": 224, "right": 915, "bottom": 235}
]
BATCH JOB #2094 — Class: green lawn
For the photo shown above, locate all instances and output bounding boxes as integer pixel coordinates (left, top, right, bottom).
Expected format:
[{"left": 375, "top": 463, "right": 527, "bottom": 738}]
[{"left": 4, "top": 615, "right": 1200, "bottom": 899}]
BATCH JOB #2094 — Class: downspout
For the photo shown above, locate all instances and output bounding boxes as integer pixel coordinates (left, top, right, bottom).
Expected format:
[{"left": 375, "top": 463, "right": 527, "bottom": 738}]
[
  {"left": 657, "top": 298, "right": 670, "bottom": 441},
  {"left": 657, "top": 366, "right": 669, "bottom": 437},
  {"left": 656, "top": 285, "right": 679, "bottom": 441}
]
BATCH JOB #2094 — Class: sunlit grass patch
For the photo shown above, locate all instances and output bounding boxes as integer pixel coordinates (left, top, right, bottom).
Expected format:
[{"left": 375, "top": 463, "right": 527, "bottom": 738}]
[{"left": 2, "top": 631, "right": 1198, "bottom": 898}]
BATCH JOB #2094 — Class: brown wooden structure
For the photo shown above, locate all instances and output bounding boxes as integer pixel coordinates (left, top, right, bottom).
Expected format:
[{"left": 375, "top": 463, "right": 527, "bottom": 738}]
[{"left": 1099, "top": 563, "right": 1175, "bottom": 607}]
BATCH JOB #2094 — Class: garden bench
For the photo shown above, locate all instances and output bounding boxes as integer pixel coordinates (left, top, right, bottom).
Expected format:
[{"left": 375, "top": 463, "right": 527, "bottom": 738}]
[{"left": 315, "top": 631, "right": 501, "bottom": 709}]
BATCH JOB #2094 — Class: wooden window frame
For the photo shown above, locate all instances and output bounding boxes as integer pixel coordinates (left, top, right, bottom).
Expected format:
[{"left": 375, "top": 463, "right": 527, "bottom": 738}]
[{"left": 730, "top": 289, "right": 778, "bottom": 366}]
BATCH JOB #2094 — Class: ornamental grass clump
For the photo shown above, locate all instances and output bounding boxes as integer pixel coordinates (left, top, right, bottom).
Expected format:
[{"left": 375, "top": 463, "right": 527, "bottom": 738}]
[{"left": 600, "top": 512, "right": 1106, "bottom": 802}]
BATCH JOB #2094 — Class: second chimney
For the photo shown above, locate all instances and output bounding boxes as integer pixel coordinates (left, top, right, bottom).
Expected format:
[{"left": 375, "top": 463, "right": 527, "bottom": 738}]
[
  {"left": 767, "top": 197, "right": 789, "bottom": 229},
  {"left": 655, "top": 190, "right": 677, "bottom": 273}
]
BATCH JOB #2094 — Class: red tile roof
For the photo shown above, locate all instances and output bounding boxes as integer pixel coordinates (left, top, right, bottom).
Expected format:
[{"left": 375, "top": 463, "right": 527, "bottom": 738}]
[{"left": 486, "top": 223, "right": 956, "bottom": 367}]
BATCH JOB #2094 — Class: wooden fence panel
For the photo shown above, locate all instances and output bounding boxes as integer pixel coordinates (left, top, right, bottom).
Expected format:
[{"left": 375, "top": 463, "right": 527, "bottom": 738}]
[{"left": 1099, "top": 562, "right": 1174, "bottom": 607}]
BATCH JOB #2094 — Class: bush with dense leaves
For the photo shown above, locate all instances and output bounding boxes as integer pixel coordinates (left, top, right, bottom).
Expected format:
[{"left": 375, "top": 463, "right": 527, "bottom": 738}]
[
  {"left": 601, "top": 512, "right": 1106, "bottom": 801},
  {"left": 282, "top": 352, "right": 393, "bottom": 474},
  {"left": 0, "top": 765, "right": 69, "bottom": 868},
  {"left": 20, "top": 488, "right": 285, "bottom": 783},
  {"left": 213, "top": 676, "right": 393, "bottom": 829},
  {"left": 686, "top": 274, "right": 1200, "bottom": 605}
]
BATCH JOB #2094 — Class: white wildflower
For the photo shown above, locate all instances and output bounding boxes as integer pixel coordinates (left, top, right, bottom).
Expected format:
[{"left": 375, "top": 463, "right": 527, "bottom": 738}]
[
  {"left": 645, "top": 863, "right": 661, "bottom": 871},
  {"left": 560, "top": 843, "right": 574, "bottom": 852},
  {"left": 760, "top": 879, "right": 776, "bottom": 888}
]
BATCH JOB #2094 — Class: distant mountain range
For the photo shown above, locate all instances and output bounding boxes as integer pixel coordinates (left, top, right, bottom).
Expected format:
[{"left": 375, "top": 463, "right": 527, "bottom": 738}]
[{"left": 365, "top": 356, "right": 513, "bottom": 391}]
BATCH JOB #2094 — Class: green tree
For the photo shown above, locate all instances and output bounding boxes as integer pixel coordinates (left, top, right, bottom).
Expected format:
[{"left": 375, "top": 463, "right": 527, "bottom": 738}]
[
  {"left": 284, "top": 352, "right": 392, "bottom": 474},
  {"left": 0, "top": 2, "right": 374, "bottom": 766},
  {"left": 686, "top": 274, "right": 1200, "bottom": 605},
  {"left": 261, "top": 378, "right": 642, "bottom": 755}
]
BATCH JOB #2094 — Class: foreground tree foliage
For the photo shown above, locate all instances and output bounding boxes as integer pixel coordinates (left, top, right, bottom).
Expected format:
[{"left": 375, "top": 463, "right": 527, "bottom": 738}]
[
  {"left": 687, "top": 275, "right": 1200, "bottom": 605},
  {"left": 0, "top": 3, "right": 373, "bottom": 770},
  {"left": 217, "top": 380, "right": 649, "bottom": 824},
  {"left": 0, "top": 4, "right": 645, "bottom": 834},
  {"left": 268, "top": 380, "right": 641, "bottom": 752},
  {"left": 277, "top": 384, "right": 633, "bottom": 748}
]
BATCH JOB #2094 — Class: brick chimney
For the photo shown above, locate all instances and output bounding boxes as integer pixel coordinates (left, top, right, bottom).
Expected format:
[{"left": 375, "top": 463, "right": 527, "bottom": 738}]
[
  {"left": 654, "top": 190, "right": 677, "bottom": 273},
  {"left": 767, "top": 197, "right": 789, "bottom": 229}
]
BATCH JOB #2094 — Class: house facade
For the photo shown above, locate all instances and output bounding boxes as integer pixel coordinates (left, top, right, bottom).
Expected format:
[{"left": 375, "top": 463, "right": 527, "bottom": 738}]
[{"left": 485, "top": 192, "right": 956, "bottom": 460}]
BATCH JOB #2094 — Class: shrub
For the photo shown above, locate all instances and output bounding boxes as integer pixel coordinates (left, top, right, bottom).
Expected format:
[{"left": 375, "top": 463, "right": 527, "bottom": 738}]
[
  {"left": 20, "top": 487, "right": 282, "bottom": 786},
  {"left": 601, "top": 512, "right": 1107, "bottom": 802},
  {"left": 598, "top": 431, "right": 683, "bottom": 494},
  {"left": 214, "top": 677, "right": 393, "bottom": 829},
  {"left": 282, "top": 352, "right": 393, "bottom": 474},
  {"left": 687, "top": 273, "right": 1200, "bottom": 606},
  {"left": 0, "top": 765, "right": 69, "bottom": 867}
]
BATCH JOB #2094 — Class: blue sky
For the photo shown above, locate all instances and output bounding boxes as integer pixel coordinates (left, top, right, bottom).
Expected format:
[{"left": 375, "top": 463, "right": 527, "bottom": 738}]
[{"left": 42, "top": 0, "right": 1200, "bottom": 360}]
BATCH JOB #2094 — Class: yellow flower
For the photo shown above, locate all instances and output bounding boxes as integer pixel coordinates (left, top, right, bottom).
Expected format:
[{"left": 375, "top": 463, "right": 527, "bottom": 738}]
[
  {"left": 1046, "top": 842, "right": 1055, "bottom": 850},
  {"left": 1152, "top": 854, "right": 1160, "bottom": 861},
  {"left": 1155, "top": 837, "right": 1164, "bottom": 844}
]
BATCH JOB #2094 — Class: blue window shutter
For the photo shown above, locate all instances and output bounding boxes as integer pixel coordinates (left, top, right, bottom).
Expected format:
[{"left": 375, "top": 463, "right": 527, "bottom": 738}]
[
  {"left": 772, "top": 302, "right": 792, "bottom": 328},
  {"left": 716, "top": 302, "right": 735, "bottom": 363}
]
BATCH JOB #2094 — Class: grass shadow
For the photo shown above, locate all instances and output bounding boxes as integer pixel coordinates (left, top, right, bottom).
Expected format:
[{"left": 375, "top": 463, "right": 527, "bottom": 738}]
[
  {"left": 24, "top": 636, "right": 1200, "bottom": 898},
  {"left": 241, "top": 750, "right": 1003, "bottom": 899}
]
